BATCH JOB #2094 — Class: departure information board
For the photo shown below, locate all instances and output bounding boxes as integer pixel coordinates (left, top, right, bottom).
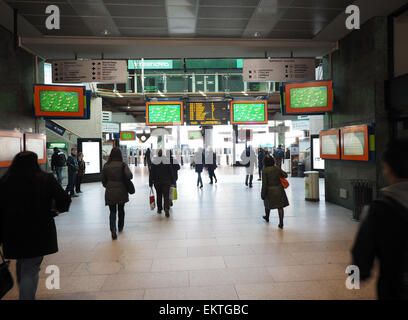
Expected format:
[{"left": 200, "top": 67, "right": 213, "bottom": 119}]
[{"left": 187, "top": 101, "right": 229, "bottom": 125}]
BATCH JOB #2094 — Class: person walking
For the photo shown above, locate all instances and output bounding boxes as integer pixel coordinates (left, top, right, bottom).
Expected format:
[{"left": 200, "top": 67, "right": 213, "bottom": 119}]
[
  {"left": 149, "top": 149, "right": 175, "bottom": 217},
  {"left": 352, "top": 138, "right": 408, "bottom": 300},
  {"left": 261, "top": 155, "right": 289, "bottom": 228},
  {"left": 51, "top": 147, "right": 66, "bottom": 184},
  {"left": 145, "top": 148, "right": 152, "bottom": 171},
  {"left": 273, "top": 144, "right": 285, "bottom": 168},
  {"left": 75, "top": 152, "right": 86, "bottom": 193},
  {"left": 0, "top": 151, "right": 71, "bottom": 300},
  {"left": 257, "top": 147, "right": 267, "bottom": 181},
  {"left": 194, "top": 147, "right": 205, "bottom": 189},
  {"left": 102, "top": 147, "right": 133, "bottom": 240},
  {"left": 169, "top": 150, "right": 181, "bottom": 207},
  {"left": 241, "top": 145, "right": 257, "bottom": 188},
  {"left": 65, "top": 148, "right": 79, "bottom": 197},
  {"left": 205, "top": 147, "right": 218, "bottom": 184}
]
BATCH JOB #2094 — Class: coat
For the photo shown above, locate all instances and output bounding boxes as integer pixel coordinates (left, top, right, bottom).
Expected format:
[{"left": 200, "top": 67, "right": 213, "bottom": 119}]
[
  {"left": 241, "top": 148, "right": 257, "bottom": 175},
  {"left": 0, "top": 172, "right": 71, "bottom": 259},
  {"left": 352, "top": 182, "right": 408, "bottom": 299},
  {"left": 77, "top": 159, "right": 86, "bottom": 177},
  {"left": 149, "top": 157, "right": 175, "bottom": 187},
  {"left": 102, "top": 160, "right": 133, "bottom": 206},
  {"left": 261, "top": 166, "right": 289, "bottom": 209},
  {"left": 194, "top": 152, "right": 205, "bottom": 173}
]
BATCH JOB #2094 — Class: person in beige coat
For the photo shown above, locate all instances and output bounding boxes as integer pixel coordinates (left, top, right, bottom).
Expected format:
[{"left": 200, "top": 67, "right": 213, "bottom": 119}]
[{"left": 102, "top": 147, "right": 133, "bottom": 239}]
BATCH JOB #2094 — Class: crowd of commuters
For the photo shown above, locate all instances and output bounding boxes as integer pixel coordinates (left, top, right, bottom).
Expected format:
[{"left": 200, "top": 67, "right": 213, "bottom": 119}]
[{"left": 1, "top": 138, "right": 407, "bottom": 300}]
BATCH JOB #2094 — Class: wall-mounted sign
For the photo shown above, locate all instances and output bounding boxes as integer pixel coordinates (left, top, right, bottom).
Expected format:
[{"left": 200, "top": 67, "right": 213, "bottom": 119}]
[
  {"left": 292, "top": 119, "right": 310, "bottom": 131},
  {"left": 269, "top": 125, "right": 290, "bottom": 133},
  {"left": 24, "top": 133, "right": 47, "bottom": 164},
  {"left": 186, "top": 101, "right": 229, "bottom": 125},
  {"left": 51, "top": 60, "right": 127, "bottom": 83},
  {"left": 128, "top": 60, "right": 173, "bottom": 70},
  {"left": 45, "top": 119, "right": 66, "bottom": 136},
  {"left": 102, "top": 122, "right": 120, "bottom": 133},
  {"left": 243, "top": 58, "right": 316, "bottom": 82}
]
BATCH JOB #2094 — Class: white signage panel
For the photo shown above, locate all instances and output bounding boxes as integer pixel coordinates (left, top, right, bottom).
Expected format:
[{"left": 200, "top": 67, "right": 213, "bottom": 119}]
[
  {"left": 51, "top": 60, "right": 127, "bottom": 83},
  {"left": 82, "top": 141, "right": 101, "bottom": 174},
  {"left": 312, "top": 137, "right": 325, "bottom": 170},
  {"left": 243, "top": 58, "right": 316, "bottom": 82},
  {"left": 102, "top": 122, "right": 120, "bottom": 133}
]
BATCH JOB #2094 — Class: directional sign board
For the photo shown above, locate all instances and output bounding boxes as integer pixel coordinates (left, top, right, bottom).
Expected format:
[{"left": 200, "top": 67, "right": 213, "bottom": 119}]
[
  {"left": 186, "top": 101, "right": 229, "bottom": 125},
  {"left": 51, "top": 60, "right": 127, "bottom": 83},
  {"left": 243, "top": 59, "right": 316, "bottom": 82}
]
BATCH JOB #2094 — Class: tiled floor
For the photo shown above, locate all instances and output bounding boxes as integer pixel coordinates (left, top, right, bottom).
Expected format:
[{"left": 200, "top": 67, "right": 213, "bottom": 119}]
[{"left": 3, "top": 166, "right": 377, "bottom": 300}]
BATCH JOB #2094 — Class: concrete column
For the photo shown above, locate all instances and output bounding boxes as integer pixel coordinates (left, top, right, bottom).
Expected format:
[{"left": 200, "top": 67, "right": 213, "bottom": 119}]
[{"left": 203, "top": 127, "right": 213, "bottom": 149}]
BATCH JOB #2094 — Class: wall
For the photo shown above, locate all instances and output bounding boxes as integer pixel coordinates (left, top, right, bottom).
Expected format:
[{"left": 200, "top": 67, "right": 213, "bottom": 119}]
[
  {"left": 394, "top": 12, "right": 408, "bottom": 77},
  {"left": 322, "top": 17, "right": 390, "bottom": 210},
  {"left": 0, "top": 26, "right": 45, "bottom": 177}
]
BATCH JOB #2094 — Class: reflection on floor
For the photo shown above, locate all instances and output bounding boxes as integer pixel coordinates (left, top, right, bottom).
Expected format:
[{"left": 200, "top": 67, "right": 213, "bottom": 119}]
[{"left": 4, "top": 166, "right": 377, "bottom": 300}]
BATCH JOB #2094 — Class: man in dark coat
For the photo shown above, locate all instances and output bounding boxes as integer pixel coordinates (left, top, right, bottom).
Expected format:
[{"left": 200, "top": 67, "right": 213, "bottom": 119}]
[
  {"left": 352, "top": 138, "right": 408, "bottom": 300},
  {"left": 205, "top": 147, "right": 217, "bottom": 184},
  {"left": 65, "top": 148, "right": 79, "bottom": 197},
  {"left": 257, "top": 147, "right": 267, "bottom": 181},
  {"left": 0, "top": 152, "right": 71, "bottom": 300},
  {"left": 149, "top": 149, "right": 175, "bottom": 217},
  {"left": 51, "top": 147, "right": 66, "bottom": 184},
  {"left": 273, "top": 145, "right": 285, "bottom": 168}
]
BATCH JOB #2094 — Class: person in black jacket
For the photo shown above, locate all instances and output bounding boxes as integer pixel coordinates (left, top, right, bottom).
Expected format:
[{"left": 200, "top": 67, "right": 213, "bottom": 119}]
[
  {"left": 0, "top": 151, "right": 71, "bottom": 300},
  {"left": 194, "top": 148, "right": 205, "bottom": 189},
  {"left": 205, "top": 147, "right": 217, "bottom": 184},
  {"left": 149, "top": 149, "right": 175, "bottom": 217},
  {"left": 50, "top": 147, "right": 66, "bottom": 184},
  {"left": 65, "top": 148, "right": 79, "bottom": 197},
  {"left": 352, "top": 138, "right": 408, "bottom": 300},
  {"left": 75, "top": 152, "right": 86, "bottom": 193}
]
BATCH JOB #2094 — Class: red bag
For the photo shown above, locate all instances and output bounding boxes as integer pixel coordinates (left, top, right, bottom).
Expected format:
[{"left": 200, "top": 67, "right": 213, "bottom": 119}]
[
  {"left": 149, "top": 188, "right": 155, "bottom": 210},
  {"left": 280, "top": 177, "right": 289, "bottom": 189}
]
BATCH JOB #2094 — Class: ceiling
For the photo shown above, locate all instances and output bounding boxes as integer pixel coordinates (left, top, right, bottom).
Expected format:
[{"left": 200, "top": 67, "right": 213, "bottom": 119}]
[{"left": 6, "top": 0, "right": 355, "bottom": 39}]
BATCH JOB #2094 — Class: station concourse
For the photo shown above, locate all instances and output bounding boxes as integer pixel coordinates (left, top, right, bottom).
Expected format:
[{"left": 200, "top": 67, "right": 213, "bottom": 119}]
[{"left": 0, "top": 0, "right": 407, "bottom": 302}]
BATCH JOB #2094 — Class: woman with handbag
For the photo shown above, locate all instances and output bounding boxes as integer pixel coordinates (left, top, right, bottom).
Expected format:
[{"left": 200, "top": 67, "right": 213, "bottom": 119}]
[
  {"left": 102, "top": 147, "right": 133, "bottom": 240},
  {"left": 261, "top": 155, "right": 289, "bottom": 228},
  {"left": 0, "top": 152, "right": 71, "bottom": 300}
]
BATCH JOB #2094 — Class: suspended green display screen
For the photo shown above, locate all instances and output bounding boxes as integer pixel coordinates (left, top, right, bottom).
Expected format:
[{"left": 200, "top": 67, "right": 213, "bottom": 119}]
[
  {"left": 120, "top": 132, "right": 136, "bottom": 141},
  {"left": 48, "top": 142, "right": 67, "bottom": 149},
  {"left": 146, "top": 102, "right": 183, "bottom": 125},
  {"left": 231, "top": 101, "right": 268, "bottom": 124},
  {"left": 290, "top": 86, "right": 328, "bottom": 109},
  {"left": 40, "top": 91, "right": 80, "bottom": 112},
  {"left": 188, "top": 131, "right": 202, "bottom": 140}
]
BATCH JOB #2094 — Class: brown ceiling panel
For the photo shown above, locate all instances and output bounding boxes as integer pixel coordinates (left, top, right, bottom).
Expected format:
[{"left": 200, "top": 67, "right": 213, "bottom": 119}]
[
  {"left": 104, "top": 4, "right": 167, "bottom": 17},
  {"left": 113, "top": 17, "right": 167, "bottom": 28},
  {"left": 281, "top": 7, "right": 341, "bottom": 21},
  {"left": 198, "top": 7, "right": 255, "bottom": 19}
]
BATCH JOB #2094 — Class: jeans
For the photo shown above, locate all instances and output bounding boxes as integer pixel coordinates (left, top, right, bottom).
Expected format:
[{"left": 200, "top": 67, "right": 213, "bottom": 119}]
[
  {"left": 197, "top": 172, "right": 203, "bottom": 187},
  {"left": 65, "top": 171, "right": 77, "bottom": 196},
  {"left": 154, "top": 182, "right": 171, "bottom": 211},
  {"left": 76, "top": 175, "right": 83, "bottom": 192},
  {"left": 16, "top": 256, "right": 43, "bottom": 300},
  {"left": 109, "top": 204, "right": 125, "bottom": 232},
  {"left": 258, "top": 166, "right": 263, "bottom": 180},
  {"left": 245, "top": 174, "right": 253, "bottom": 186},
  {"left": 55, "top": 167, "right": 63, "bottom": 184}
]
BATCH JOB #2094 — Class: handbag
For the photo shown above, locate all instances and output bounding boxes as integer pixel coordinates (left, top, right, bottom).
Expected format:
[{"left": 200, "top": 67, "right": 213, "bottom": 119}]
[
  {"left": 280, "top": 177, "right": 289, "bottom": 189},
  {"left": 0, "top": 248, "right": 14, "bottom": 300},
  {"left": 122, "top": 163, "right": 135, "bottom": 195},
  {"left": 149, "top": 188, "right": 156, "bottom": 211},
  {"left": 170, "top": 186, "right": 178, "bottom": 201}
]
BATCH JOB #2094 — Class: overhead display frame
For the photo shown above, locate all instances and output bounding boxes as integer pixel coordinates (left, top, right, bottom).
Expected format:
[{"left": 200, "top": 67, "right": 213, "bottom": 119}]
[
  {"left": 120, "top": 131, "right": 136, "bottom": 141},
  {"left": 0, "top": 131, "right": 24, "bottom": 167},
  {"left": 24, "top": 133, "right": 47, "bottom": 164},
  {"left": 230, "top": 100, "right": 268, "bottom": 124},
  {"left": 186, "top": 101, "right": 229, "bottom": 125},
  {"left": 340, "top": 125, "right": 370, "bottom": 161},
  {"left": 146, "top": 101, "right": 184, "bottom": 126},
  {"left": 281, "top": 80, "right": 333, "bottom": 115},
  {"left": 34, "top": 84, "right": 86, "bottom": 118},
  {"left": 319, "top": 129, "right": 340, "bottom": 160}
]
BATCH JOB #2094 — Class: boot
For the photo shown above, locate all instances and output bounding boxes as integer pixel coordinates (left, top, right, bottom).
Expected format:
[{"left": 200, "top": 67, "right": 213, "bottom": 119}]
[
  {"left": 278, "top": 209, "right": 284, "bottom": 229},
  {"left": 263, "top": 208, "right": 270, "bottom": 223}
]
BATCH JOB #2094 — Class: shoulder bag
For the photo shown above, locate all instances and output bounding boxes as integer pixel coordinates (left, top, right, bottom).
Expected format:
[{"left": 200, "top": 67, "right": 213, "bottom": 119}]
[{"left": 122, "top": 163, "right": 135, "bottom": 195}]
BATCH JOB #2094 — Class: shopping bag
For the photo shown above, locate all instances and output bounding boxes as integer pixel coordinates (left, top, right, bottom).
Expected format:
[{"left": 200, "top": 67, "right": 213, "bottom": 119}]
[
  {"left": 169, "top": 186, "right": 174, "bottom": 201},
  {"left": 280, "top": 177, "right": 289, "bottom": 189},
  {"left": 173, "top": 187, "right": 178, "bottom": 201},
  {"left": 149, "top": 188, "right": 156, "bottom": 211}
]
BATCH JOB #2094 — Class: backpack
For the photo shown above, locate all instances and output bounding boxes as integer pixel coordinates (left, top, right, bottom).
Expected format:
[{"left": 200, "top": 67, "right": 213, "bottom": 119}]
[{"left": 57, "top": 152, "right": 67, "bottom": 167}]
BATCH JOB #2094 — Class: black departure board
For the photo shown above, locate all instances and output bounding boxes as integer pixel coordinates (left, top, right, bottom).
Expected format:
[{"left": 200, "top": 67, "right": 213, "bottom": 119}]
[{"left": 186, "top": 101, "right": 229, "bottom": 125}]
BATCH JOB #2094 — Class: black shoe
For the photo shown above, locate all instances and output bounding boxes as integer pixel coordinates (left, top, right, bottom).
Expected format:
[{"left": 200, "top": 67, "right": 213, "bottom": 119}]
[
  {"left": 262, "top": 216, "right": 269, "bottom": 223},
  {"left": 157, "top": 209, "right": 162, "bottom": 214},
  {"left": 278, "top": 223, "right": 284, "bottom": 229},
  {"left": 118, "top": 228, "right": 123, "bottom": 233},
  {"left": 209, "top": 181, "right": 213, "bottom": 184},
  {"left": 165, "top": 211, "right": 170, "bottom": 217},
  {"left": 257, "top": 178, "right": 262, "bottom": 181},
  {"left": 200, "top": 185, "right": 203, "bottom": 189},
  {"left": 71, "top": 194, "right": 79, "bottom": 198},
  {"left": 249, "top": 184, "right": 253, "bottom": 188},
  {"left": 245, "top": 182, "right": 248, "bottom": 186},
  {"left": 170, "top": 201, "right": 173, "bottom": 207},
  {"left": 111, "top": 231, "right": 117, "bottom": 240}
]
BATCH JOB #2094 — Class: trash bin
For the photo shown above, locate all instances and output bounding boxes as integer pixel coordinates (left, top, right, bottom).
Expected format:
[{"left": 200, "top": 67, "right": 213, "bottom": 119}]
[
  {"left": 298, "top": 162, "right": 305, "bottom": 177},
  {"left": 350, "top": 180, "right": 374, "bottom": 221},
  {"left": 304, "top": 171, "right": 320, "bottom": 201}
]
